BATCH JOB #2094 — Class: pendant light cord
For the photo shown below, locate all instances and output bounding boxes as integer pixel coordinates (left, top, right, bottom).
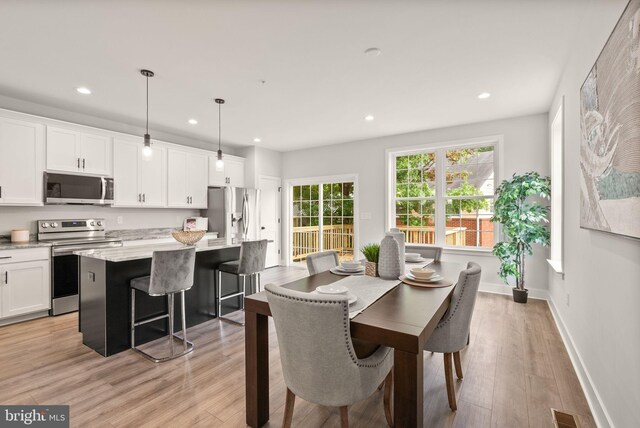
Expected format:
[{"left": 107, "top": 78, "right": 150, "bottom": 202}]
[
  {"left": 218, "top": 102, "right": 221, "bottom": 151},
  {"left": 146, "top": 76, "right": 149, "bottom": 135}
]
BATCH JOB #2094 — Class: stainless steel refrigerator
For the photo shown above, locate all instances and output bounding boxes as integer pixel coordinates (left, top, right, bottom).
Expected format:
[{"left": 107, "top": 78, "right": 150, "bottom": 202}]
[{"left": 202, "top": 187, "right": 261, "bottom": 244}]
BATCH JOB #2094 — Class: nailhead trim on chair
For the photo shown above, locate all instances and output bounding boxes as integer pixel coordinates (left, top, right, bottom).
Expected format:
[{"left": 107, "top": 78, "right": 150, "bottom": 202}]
[
  {"left": 433, "top": 271, "right": 481, "bottom": 329},
  {"left": 267, "top": 288, "right": 391, "bottom": 368}
]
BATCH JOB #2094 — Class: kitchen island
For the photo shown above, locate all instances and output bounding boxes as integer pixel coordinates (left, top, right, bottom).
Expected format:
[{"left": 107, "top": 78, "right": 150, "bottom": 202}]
[{"left": 75, "top": 238, "right": 242, "bottom": 356}]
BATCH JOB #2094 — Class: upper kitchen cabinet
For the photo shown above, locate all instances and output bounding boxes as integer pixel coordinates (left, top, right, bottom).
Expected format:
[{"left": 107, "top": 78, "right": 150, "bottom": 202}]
[
  {"left": 168, "top": 149, "right": 208, "bottom": 208},
  {"left": 0, "top": 117, "right": 44, "bottom": 206},
  {"left": 46, "top": 126, "right": 112, "bottom": 176},
  {"left": 208, "top": 154, "right": 245, "bottom": 187},
  {"left": 113, "top": 139, "right": 166, "bottom": 208}
]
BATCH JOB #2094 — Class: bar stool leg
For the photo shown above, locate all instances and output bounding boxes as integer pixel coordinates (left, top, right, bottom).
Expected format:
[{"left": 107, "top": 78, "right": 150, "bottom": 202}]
[
  {"left": 168, "top": 294, "right": 175, "bottom": 358},
  {"left": 180, "top": 291, "right": 188, "bottom": 352},
  {"left": 131, "top": 288, "right": 136, "bottom": 348}
]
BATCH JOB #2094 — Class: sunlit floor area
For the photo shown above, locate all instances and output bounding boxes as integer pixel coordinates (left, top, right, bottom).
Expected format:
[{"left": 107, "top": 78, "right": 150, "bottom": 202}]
[{"left": 0, "top": 266, "right": 594, "bottom": 427}]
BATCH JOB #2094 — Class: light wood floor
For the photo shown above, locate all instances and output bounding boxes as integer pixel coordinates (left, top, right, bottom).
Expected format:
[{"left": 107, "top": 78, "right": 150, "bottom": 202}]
[{"left": 0, "top": 266, "right": 595, "bottom": 427}]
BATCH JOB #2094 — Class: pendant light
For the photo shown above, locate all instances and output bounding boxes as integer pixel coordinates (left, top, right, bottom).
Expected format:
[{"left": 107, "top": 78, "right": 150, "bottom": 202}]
[
  {"left": 215, "top": 98, "right": 225, "bottom": 171},
  {"left": 141, "top": 69, "right": 154, "bottom": 157}
]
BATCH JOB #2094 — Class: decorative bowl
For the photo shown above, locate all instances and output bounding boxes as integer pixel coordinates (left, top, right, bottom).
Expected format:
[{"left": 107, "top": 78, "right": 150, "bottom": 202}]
[
  {"left": 405, "top": 252, "right": 421, "bottom": 260},
  {"left": 171, "top": 229, "right": 206, "bottom": 245},
  {"left": 410, "top": 267, "right": 436, "bottom": 279},
  {"left": 316, "top": 285, "right": 349, "bottom": 295},
  {"left": 340, "top": 261, "right": 362, "bottom": 270}
]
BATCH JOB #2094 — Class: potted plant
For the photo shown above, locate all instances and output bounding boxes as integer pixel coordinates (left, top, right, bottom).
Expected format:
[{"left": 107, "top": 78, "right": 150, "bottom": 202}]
[
  {"left": 361, "top": 243, "right": 380, "bottom": 277},
  {"left": 491, "top": 172, "right": 550, "bottom": 303}
]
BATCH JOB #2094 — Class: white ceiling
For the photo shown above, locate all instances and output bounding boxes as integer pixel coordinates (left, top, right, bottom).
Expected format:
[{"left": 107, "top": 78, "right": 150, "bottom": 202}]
[{"left": 0, "top": 0, "right": 586, "bottom": 152}]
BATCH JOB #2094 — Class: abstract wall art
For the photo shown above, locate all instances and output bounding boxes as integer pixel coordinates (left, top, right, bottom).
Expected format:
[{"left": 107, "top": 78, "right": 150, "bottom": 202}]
[{"left": 580, "top": 0, "right": 640, "bottom": 239}]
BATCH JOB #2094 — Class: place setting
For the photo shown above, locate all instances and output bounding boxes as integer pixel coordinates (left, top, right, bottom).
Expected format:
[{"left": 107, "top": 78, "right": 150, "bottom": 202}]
[
  {"left": 400, "top": 267, "right": 453, "bottom": 288},
  {"left": 310, "top": 284, "right": 365, "bottom": 313},
  {"left": 404, "top": 252, "right": 433, "bottom": 265},
  {"left": 330, "top": 260, "right": 365, "bottom": 276}
]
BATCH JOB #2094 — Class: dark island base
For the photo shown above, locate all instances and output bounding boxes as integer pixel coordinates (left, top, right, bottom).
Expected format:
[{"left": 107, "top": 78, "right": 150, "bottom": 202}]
[{"left": 80, "top": 246, "right": 246, "bottom": 356}]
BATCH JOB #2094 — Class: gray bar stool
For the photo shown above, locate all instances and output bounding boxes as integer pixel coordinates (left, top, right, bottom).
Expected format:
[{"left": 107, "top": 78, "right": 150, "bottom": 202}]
[
  {"left": 216, "top": 239, "right": 268, "bottom": 326},
  {"left": 130, "top": 247, "right": 196, "bottom": 362}
]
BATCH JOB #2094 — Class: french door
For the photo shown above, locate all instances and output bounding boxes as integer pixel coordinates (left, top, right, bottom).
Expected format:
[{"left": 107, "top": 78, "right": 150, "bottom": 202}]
[{"left": 290, "top": 179, "right": 356, "bottom": 263}]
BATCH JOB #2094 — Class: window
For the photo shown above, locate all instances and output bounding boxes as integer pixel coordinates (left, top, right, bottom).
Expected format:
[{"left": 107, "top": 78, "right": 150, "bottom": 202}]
[
  {"left": 389, "top": 138, "right": 500, "bottom": 249},
  {"left": 548, "top": 101, "right": 564, "bottom": 273},
  {"left": 291, "top": 180, "right": 356, "bottom": 262}
]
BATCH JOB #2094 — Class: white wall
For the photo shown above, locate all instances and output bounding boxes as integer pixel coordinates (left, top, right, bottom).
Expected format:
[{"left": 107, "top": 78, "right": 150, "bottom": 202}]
[
  {"left": 282, "top": 113, "right": 550, "bottom": 294},
  {"left": 547, "top": 1, "right": 640, "bottom": 427},
  {"left": 0, "top": 205, "right": 199, "bottom": 236},
  {"left": 241, "top": 146, "right": 283, "bottom": 188}
]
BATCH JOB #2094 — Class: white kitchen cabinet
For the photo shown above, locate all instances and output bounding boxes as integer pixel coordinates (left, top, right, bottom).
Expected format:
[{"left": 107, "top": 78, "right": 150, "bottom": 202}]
[
  {"left": 46, "top": 126, "right": 112, "bottom": 176},
  {"left": 0, "top": 248, "right": 50, "bottom": 323},
  {"left": 113, "top": 139, "right": 166, "bottom": 207},
  {"left": 168, "top": 149, "right": 208, "bottom": 208},
  {"left": 208, "top": 154, "right": 245, "bottom": 187},
  {"left": 0, "top": 117, "right": 44, "bottom": 206}
]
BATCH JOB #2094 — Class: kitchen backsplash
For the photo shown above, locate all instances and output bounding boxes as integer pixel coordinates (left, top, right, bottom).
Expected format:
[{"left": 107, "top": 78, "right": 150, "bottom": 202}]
[{"left": 0, "top": 205, "right": 200, "bottom": 235}]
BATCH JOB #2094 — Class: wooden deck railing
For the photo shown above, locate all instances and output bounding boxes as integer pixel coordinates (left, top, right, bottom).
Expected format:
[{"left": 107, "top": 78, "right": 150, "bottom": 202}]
[
  {"left": 292, "top": 224, "right": 354, "bottom": 261},
  {"left": 394, "top": 226, "right": 466, "bottom": 246}
]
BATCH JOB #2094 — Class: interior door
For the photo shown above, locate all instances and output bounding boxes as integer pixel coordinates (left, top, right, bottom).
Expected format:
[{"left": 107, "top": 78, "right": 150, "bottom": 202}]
[{"left": 259, "top": 176, "right": 281, "bottom": 267}]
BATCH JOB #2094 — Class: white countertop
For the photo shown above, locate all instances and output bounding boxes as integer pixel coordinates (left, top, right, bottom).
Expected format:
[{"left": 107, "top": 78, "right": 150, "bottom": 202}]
[{"left": 74, "top": 238, "right": 240, "bottom": 262}]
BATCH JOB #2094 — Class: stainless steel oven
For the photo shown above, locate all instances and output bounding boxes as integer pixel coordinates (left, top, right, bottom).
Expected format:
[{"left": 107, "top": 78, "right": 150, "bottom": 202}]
[
  {"left": 44, "top": 172, "right": 114, "bottom": 205},
  {"left": 38, "top": 219, "right": 122, "bottom": 315}
]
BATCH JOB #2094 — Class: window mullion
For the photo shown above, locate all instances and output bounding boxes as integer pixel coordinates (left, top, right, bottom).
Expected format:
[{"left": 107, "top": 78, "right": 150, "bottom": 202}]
[
  {"left": 318, "top": 184, "right": 323, "bottom": 252},
  {"left": 435, "top": 148, "right": 446, "bottom": 246}
]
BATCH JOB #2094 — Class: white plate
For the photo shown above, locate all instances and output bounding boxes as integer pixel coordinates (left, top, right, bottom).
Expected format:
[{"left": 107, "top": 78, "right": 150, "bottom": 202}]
[
  {"left": 405, "top": 272, "right": 444, "bottom": 282},
  {"left": 316, "top": 284, "right": 349, "bottom": 294},
  {"left": 330, "top": 267, "right": 364, "bottom": 276},
  {"left": 335, "top": 265, "right": 364, "bottom": 272}
]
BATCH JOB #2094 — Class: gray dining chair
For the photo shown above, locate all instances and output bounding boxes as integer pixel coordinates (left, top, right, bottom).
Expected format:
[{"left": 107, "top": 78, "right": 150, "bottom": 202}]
[
  {"left": 216, "top": 239, "right": 268, "bottom": 326},
  {"left": 265, "top": 283, "right": 394, "bottom": 428},
  {"left": 305, "top": 250, "right": 339, "bottom": 275},
  {"left": 130, "top": 247, "right": 196, "bottom": 363},
  {"left": 405, "top": 244, "right": 443, "bottom": 261},
  {"left": 424, "top": 261, "right": 481, "bottom": 411}
]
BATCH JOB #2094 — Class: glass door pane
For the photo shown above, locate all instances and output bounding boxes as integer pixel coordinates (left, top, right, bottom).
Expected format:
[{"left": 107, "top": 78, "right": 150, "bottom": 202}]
[
  {"left": 291, "top": 184, "right": 320, "bottom": 262},
  {"left": 321, "top": 181, "right": 355, "bottom": 261}
]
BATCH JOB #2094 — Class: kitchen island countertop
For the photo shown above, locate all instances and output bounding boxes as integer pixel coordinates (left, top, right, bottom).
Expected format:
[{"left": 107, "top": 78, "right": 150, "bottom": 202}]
[{"left": 74, "top": 238, "right": 239, "bottom": 262}]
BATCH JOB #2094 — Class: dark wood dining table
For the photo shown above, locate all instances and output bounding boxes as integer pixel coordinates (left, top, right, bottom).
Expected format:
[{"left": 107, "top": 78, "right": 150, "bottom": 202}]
[{"left": 244, "top": 260, "right": 465, "bottom": 428}]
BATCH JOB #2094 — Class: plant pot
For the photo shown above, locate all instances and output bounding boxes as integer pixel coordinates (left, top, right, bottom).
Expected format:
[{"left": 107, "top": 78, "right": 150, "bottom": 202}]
[
  {"left": 512, "top": 288, "right": 529, "bottom": 304},
  {"left": 365, "top": 261, "right": 378, "bottom": 277}
]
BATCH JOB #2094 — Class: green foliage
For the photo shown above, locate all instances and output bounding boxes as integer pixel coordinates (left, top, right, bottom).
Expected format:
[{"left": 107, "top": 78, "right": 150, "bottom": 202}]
[
  {"left": 491, "top": 172, "right": 551, "bottom": 290},
  {"left": 360, "top": 243, "right": 380, "bottom": 262}
]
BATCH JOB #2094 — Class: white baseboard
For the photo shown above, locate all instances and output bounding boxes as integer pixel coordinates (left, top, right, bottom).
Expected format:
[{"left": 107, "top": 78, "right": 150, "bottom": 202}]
[
  {"left": 479, "top": 281, "right": 549, "bottom": 300},
  {"left": 547, "top": 296, "right": 614, "bottom": 428}
]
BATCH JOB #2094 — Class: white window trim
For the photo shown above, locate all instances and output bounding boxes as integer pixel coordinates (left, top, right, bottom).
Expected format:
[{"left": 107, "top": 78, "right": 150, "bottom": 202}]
[
  {"left": 283, "top": 173, "right": 359, "bottom": 266},
  {"left": 548, "top": 98, "right": 564, "bottom": 275},
  {"left": 385, "top": 135, "right": 504, "bottom": 253}
]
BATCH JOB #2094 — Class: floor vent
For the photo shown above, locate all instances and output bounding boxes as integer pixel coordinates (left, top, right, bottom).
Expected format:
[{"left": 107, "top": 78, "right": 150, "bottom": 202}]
[{"left": 552, "top": 408, "right": 580, "bottom": 428}]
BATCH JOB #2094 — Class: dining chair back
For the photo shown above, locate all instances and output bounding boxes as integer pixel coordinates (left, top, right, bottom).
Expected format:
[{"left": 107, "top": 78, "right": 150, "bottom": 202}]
[
  {"left": 265, "top": 283, "right": 393, "bottom": 426},
  {"left": 424, "top": 261, "right": 481, "bottom": 411},
  {"left": 405, "top": 244, "right": 443, "bottom": 262},
  {"left": 305, "top": 250, "right": 339, "bottom": 275}
]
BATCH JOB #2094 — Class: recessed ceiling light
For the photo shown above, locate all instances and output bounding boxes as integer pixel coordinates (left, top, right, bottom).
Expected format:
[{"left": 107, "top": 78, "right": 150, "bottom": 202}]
[
  {"left": 364, "top": 115, "right": 374, "bottom": 121},
  {"left": 76, "top": 87, "right": 91, "bottom": 95},
  {"left": 253, "top": 138, "right": 261, "bottom": 143},
  {"left": 364, "top": 47, "right": 382, "bottom": 57},
  {"left": 477, "top": 92, "right": 491, "bottom": 99},
  {"left": 188, "top": 119, "right": 198, "bottom": 125}
]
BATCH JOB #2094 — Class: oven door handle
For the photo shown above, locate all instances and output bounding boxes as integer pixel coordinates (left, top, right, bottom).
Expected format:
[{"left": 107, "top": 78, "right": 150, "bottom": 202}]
[{"left": 52, "top": 242, "right": 122, "bottom": 256}]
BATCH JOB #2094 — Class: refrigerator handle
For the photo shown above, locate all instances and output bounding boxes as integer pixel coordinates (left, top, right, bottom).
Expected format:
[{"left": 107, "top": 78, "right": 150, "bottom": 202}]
[{"left": 242, "top": 192, "right": 249, "bottom": 237}]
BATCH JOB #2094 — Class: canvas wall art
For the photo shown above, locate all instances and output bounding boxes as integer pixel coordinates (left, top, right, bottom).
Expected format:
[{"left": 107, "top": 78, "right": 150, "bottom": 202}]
[{"left": 580, "top": 0, "right": 640, "bottom": 239}]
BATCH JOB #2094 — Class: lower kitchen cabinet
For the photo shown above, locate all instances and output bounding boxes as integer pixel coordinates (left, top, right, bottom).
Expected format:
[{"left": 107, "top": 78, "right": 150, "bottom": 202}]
[{"left": 0, "top": 249, "right": 50, "bottom": 324}]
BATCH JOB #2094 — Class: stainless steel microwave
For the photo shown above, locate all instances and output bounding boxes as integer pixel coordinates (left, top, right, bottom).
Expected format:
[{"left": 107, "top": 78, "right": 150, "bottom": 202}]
[{"left": 44, "top": 172, "right": 114, "bottom": 205}]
